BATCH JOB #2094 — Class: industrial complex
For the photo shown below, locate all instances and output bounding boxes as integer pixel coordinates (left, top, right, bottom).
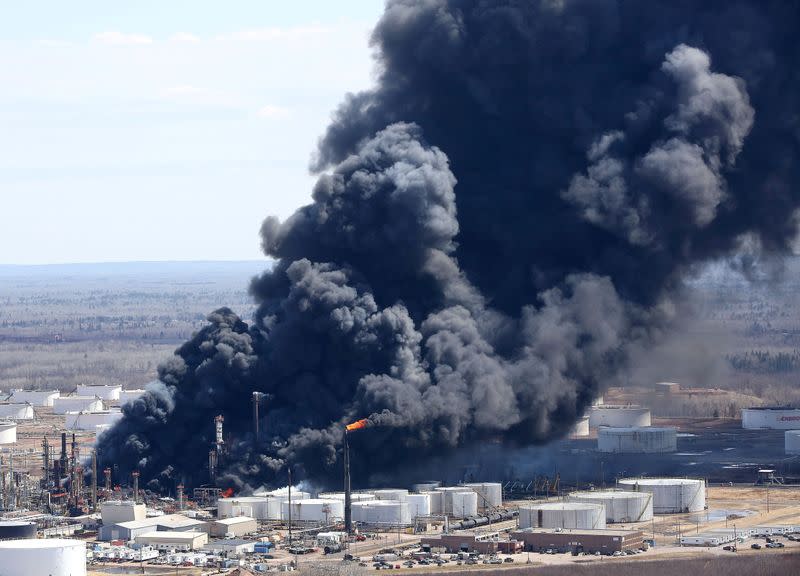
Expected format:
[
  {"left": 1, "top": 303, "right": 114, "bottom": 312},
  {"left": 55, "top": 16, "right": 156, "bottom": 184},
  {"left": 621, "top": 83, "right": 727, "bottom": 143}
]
[{"left": 0, "top": 383, "right": 797, "bottom": 574}]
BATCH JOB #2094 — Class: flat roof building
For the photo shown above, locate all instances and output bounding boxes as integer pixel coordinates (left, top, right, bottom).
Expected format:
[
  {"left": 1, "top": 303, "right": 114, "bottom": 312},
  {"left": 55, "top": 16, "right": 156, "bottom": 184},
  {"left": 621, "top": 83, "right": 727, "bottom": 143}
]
[
  {"left": 135, "top": 530, "right": 208, "bottom": 551},
  {"left": 510, "top": 528, "right": 644, "bottom": 554},
  {"left": 209, "top": 516, "right": 257, "bottom": 538}
]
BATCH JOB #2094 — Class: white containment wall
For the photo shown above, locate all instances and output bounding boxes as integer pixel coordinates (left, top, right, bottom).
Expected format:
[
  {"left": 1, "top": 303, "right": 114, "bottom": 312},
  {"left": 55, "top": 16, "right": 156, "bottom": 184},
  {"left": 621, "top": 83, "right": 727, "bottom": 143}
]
[
  {"left": 567, "top": 490, "right": 653, "bottom": 523},
  {"left": 618, "top": 478, "right": 706, "bottom": 514},
  {"left": 0, "top": 538, "right": 86, "bottom": 576},
  {"left": 9, "top": 389, "right": 60, "bottom": 407},
  {"left": 462, "top": 482, "right": 503, "bottom": 510},
  {"left": 65, "top": 410, "right": 124, "bottom": 430},
  {"left": 518, "top": 502, "right": 606, "bottom": 530},
  {"left": 742, "top": 408, "right": 800, "bottom": 430},
  {"left": 598, "top": 427, "right": 677, "bottom": 453},
  {"left": 407, "top": 493, "right": 431, "bottom": 517},
  {"left": 0, "top": 404, "right": 33, "bottom": 420},
  {"left": 352, "top": 501, "right": 411, "bottom": 526},
  {"left": 589, "top": 406, "right": 651, "bottom": 428},
  {"left": 0, "top": 421, "right": 17, "bottom": 444},
  {"left": 785, "top": 430, "right": 800, "bottom": 455},
  {"left": 77, "top": 384, "right": 122, "bottom": 401},
  {"left": 281, "top": 499, "right": 344, "bottom": 523},
  {"left": 53, "top": 396, "right": 104, "bottom": 414}
]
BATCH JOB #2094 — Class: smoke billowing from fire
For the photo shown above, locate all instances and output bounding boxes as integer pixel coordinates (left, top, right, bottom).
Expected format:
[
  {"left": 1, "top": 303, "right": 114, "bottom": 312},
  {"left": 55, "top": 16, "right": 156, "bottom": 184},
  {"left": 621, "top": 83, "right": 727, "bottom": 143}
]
[{"left": 98, "top": 0, "right": 800, "bottom": 492}]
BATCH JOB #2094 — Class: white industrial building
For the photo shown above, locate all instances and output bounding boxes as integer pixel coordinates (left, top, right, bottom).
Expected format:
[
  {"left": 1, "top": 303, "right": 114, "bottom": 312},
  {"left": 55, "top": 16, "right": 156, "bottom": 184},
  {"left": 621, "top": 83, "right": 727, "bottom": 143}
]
[
  {"left": 100, "top": 500, "right": 146, "bottom": 524},
  {"left": 119, "top": 389, "right": 146, "bottom": 404},
  {"left": 434, "top": 487, "right": 478, "bottom": 518},
  {"left": 135, "top": 530, "right": 208, "bottom": 551},
  {"left": 0, "top": 538, "right": 86, "bottom": 576},
  {"left": 99, "top": 513, "right": 208, "bottom": 541},
  {"left": 618, "top": 478, "right": 706, "bottom": 513},
  {"left": 567, "top": 490, "right": 653, "bottom": 523},
  {"left": 65, "top": 410, "right": 123, "bottom": 430},
  {"left": 8, "top": 388, "right": 60, "bottom": 407},
  {"left": 462, "top": 482, "right": 503, "bottom": 511},
  {"left": 785, "top": 430, "right": 800, "bottom": 455},
  {"left": 281, "top": 498, "right": 344, "bottom": 523},
  {"left": 0, "top": 403, "right": 34, "bottom": 420},
  {"left": 598, "top": 426, "right": 677, "bottom": 453},
  {"left": 571, "top": 416, "right": 590, "bottom": 437},
  {"left": 372, "top": 488, "right": 409, "bottom": 501},
  {"left": 680, "top": 531, "right": 738, "bottom": 547},
  {"left": 407, "top": 493, "right": 431, "bottom": 517},
  {"left": 209, "top": 516, "right": 257, "bottom": 538},
  {"left": 352, "top": 500, "right": 412, "bottom": 526},
  {"left": 77, "top": 383, "right": 122, "bottom": 401},
  {"left": 53, "top": 396, "right": 104, "bottom": 414},
  {"left": 588, "top": 406, "right": 651, "bottom": 428},
  {"left": 518, "top": 502, "right": 606, "bottom": 530},
  {"left": 742, "top": 407, "right": 800, "bottom": 430},
  {"left": 0, "top": 421, "right": 17, "bottom": 444}
]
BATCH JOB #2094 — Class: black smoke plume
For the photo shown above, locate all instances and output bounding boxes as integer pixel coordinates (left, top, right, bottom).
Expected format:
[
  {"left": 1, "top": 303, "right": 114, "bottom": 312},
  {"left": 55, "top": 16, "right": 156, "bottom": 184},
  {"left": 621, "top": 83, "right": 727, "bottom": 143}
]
[{"left": 98, "top": 0, "right": 800, "bottom": 492}]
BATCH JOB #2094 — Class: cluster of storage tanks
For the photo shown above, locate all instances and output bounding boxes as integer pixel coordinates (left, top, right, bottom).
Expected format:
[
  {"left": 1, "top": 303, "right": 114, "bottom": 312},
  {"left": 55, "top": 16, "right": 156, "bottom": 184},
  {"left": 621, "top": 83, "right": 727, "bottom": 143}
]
[
  {"left": 217, "top": 482, "right": 503, "bottom": 527},
  {"left": 576, "top": 405, "right": 678, "bottom": 453},
  {"left": 518, "top": 477, "right": 705, "bottom": 530}
]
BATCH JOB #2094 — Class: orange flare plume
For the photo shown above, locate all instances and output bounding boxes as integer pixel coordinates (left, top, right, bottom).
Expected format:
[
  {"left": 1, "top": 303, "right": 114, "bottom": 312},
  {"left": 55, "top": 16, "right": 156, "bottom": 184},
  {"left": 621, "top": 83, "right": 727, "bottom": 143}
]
[{"left": 346, "top": 418, "right": 368, "bottom": 432}]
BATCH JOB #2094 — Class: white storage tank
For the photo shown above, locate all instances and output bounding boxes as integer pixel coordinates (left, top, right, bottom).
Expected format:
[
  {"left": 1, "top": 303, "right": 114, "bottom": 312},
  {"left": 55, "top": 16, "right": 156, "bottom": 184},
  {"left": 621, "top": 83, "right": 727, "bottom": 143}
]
[
  {"left": 742, "top": 407, "right": 800, "bottom": 430},
  {"left": 598, "top": 426, "right": 677, "bottom": 453},
  {"left": 9, "top": 389, "right": 60, "bottom": 407},
  {"left": 119, "top": 389, "right": 146, "bottom": 404},
  {"left": 518, "top": 502, "right": 606, "bottom": 530},
  {"left": 0, "top": 421, "right": 17, "bottom": 444},
  {"left": 77, "top": 383, "right": 122, "bottom": 401},
  {"left": 412, "top": 481, "right": 441, "bottom": 492},
  {"left": 462, "top": 482, "right": 503, "bottom": 510},
  {"left": 65, "top": 410, "right": 124, "bottom": 430},
  {"left": 446, "top": 491, "right": 478, "bottom": 518},
  {"left": 372, "top": 489, "right": 409, "bottom": 501},
  {"left": 407, "top": 493, "right": 431, "bottom": 517},
  {"left": 785, "top": 430, "right": 800, "bottom": 455},
  {"left": 567, "top": 490, "right": 653, "bottom": 522},
  {"left": 53, "top": 396, "right": 104, "bottom": 414},
  {"left": 0, "top": 403, "right": 33, "bottom": 421},
  {"left": 281, "top": 498, "right": 344, "bottom": 523},
  {"left": 570, "top": 416, "right": 590, "bottom": 437},
  {"left": 619, "top": 478, "right": 706, "bottom": 514},
  {"left": 424, "top": 491, "right": 444, "bottom": 515},
  {"left": 0, "top": 539, "right": 86, "bottom": 576},
  {"left": 588, "top": 406, "right": 651, "bottom": 428},
  {"left": 318, "top": 492, "right": 376, "bottom": 502},
  {"left": 352, "top": 500, "right": 411, "bottom": 526}
]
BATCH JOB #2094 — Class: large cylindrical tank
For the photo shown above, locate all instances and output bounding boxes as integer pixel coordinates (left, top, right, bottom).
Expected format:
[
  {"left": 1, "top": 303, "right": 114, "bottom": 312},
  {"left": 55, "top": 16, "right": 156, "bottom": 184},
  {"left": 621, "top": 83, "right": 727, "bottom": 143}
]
[
  {"left": 571, "top": 416, "right": 590, "bottom": 437},
  {"left": 0, "top": 404, "right": 34, "bottom": 421},
  {"left": 412, "top": 481, "right": 441, "bottom": 492},
  {"left": 618, "top": 478, "right": 706, "bottom": 514},
  {"left": 0, "top": 422, "right": 17, "bottom": 445},
  {"left": 318, "top": 492, "right": 376, "bottom": 502},
  {"left": 52, "top": 397, "right": 104, "bottom": 414},
  {"left": 0, "top": 538, "right": 86, "bottom": 576},
  {"left": 589, "top": 406, "right": 651, "bottom": 428},
  {"left": 119, "top": 389, "right": 146, "bottom": 405},
  {"left": 742, "top": 408, "right": 800, "bottom": 430},
  {"left": 352, "top": 501, "right": 411, "bottom": 526},
  {"left": 8, "top": 389, "right": 59, "bottom": 407},
  {"left": 424, "top": 491, "right": 444, "bottom": 515},
  {"left": 372, "top": 489, "right": 408, "bottom": 501},
  {"left": 786, "top": 430, "right": 800, "bottom": 455},
  {"left": 598, "top": 426, "right": 677, "bottom": 453},
  {"left": 567, "top": 490, "right": 653, "bottom": 522},
  {"left": 281, "top": 499, "right": 344, "bottom": 522},
  {"left": 462, "top": 482, "right": 503, "bottom": 510},
  {"left": 0, "top": 521, "right": 37, "bottom": 539},
  {"left": 407, "top": 493, "right": 431, "bottom": 517},
  {"left": 65, "top": 410, "right": 124, "bottom": 430},
  {"left": 518, "top": 502, "right": 606, "bottom": 530},
  {"left": 448, "top": 491, "right": 478, "bottom": 518},
  {"left": 76, "top": 384, "right": 121, "bottom": 401}
]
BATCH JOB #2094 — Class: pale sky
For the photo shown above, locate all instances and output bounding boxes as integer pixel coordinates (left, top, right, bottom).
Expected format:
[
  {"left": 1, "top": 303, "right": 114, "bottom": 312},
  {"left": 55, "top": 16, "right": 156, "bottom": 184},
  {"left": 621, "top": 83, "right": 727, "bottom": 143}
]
[{"left": 0, "top": 1, "right": 383, "bottom": 264}]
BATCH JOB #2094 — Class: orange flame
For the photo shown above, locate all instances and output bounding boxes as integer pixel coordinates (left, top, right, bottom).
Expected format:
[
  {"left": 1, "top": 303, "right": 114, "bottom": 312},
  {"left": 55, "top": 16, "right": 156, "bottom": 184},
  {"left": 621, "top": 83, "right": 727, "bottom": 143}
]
[
  {"left": 345, "top": 418, "right": 368, "bottom": 432},
  {"left": 221, "top": 487, "right": 234, "bottom": 498}
]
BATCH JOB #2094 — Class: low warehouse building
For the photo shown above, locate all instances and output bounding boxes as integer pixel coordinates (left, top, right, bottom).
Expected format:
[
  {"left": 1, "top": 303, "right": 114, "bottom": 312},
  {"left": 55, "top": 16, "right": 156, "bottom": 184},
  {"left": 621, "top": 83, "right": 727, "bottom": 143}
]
[
  {"left": 203, "top": 539, "right": 256, "bottom": 556},
  {"left": 420, "top": 532, "right": 513, "bottom": 554},
  {"left": 518, "top": 502, "right": 606, "bottom": 530},
  {"left": 99, "top": 513, "right": 207, "bottom": 541},
  {"left": 100, "top": 501, "right": 146, "bottom": 524},
  {"left": 135, "top": 530, "right": 208, "bottom": 551},
  {"left": 210, "top": 516, "right": 257, "bottom": 538},
  {"left": 511, "top": 528, "right": 644, "bottom": 554},
  {"left": 680, "top": 531, "right": 738, "bottom": 547}
]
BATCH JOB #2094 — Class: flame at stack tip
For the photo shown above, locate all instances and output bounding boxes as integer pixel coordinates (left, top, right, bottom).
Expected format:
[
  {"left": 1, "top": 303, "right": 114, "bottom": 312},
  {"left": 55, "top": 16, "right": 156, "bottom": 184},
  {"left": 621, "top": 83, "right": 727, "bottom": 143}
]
[
  {"left": 345, "top": 419, "right": 369, "bottom": 433},
  {"left": 95, "top": 0, "right": 800, "bottom": 493}
]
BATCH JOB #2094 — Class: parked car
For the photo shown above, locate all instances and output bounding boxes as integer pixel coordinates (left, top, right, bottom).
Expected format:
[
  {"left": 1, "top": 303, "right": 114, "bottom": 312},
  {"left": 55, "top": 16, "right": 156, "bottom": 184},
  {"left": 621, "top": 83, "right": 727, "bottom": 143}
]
[{"left": 751, "top": 544, "right": 762, "bottom": 550}]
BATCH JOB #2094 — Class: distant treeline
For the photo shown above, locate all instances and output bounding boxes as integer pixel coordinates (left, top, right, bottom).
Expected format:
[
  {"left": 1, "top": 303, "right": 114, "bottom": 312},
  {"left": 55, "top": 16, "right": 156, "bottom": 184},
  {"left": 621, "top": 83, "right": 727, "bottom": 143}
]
[{"left": 727, "top": 349, "right": 800, "bottom": 373}]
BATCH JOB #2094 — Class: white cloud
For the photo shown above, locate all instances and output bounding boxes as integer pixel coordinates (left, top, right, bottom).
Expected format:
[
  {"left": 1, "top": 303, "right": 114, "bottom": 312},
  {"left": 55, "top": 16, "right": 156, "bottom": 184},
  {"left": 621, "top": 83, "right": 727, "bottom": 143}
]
[
  {"left": 222, "top": 25, "right": 329, "bottom": 42},
  {"left": 257, "top": 105, "right": 291, "bottom": 119},
  {"left": 93, "top": 31, "right": 153, "bottom": 45},
  {"left": 169, "top": 32, "right": 201, "bottom": 44}
]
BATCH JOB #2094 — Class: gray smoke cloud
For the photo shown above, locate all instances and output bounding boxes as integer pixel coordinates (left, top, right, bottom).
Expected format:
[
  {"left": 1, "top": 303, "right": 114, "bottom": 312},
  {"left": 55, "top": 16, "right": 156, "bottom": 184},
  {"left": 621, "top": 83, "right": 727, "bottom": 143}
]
[{"left": 97, "top": 0, "right": 800, "bottom": 492}]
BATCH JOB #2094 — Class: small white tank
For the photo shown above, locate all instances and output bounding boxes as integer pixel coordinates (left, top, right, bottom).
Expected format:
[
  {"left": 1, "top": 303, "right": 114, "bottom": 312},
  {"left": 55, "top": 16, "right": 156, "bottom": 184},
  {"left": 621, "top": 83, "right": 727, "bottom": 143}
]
[
  {"left": 53, "top": 396, "right": 104, "bottom": 414},
  {"left": 424, "top": 491, "right": 444, "bottom": 515},
  {"left": 618, "top": 478, "right": 705, "bottom": 514},
  {"left": 461, "top": 482, "right": 503, "bottom": 510},
  {"left": 407, "top": 493, "right": 431, "bottom": 517},
  {"left": 0, "top": 404, "right": 34, "bottom": 420},
  {"left": 518, "top": 502, "right": 606, "bottom": 530},
  {"left": 8, "top": 389, "right": 60, "bottom": 407},
  {"left": 0, "top": 421, "right": 17, "bottom": 444},
  {"left": 281, "top": 498, "right": 344, "bottom": 522},
  {"left": 352, "top": 500, "right": 411, "bottom": 525},
  {"left": 0, "top": 539, "right": 86, "bottom": 576}
]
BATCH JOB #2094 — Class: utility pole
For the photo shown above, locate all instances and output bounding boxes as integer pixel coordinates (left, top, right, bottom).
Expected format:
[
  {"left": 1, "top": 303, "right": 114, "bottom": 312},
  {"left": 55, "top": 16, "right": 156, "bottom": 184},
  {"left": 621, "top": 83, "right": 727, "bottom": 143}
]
[
  {"left": 91, "top": 451, "right": 98, "bottom": 512},
  {"left": 287, "top": 468, "right": 292, "bottom": 546}
]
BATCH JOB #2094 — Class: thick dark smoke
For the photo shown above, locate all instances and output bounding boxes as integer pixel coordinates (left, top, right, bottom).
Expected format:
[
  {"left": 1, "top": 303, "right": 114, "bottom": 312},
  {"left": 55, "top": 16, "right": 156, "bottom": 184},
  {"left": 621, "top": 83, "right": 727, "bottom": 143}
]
[{"left": 98, "top": 0, "right": 800, "bottom": 492}]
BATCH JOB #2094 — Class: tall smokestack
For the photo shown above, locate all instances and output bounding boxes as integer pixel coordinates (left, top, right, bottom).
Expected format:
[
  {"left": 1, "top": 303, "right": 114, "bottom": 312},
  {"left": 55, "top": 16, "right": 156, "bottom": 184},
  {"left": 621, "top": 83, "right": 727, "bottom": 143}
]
[
  {"left": 344, "top": 431, "right": 352, "bottom": 534},
  {"left": 132, "top": 471, "right": 140, "bottom": 504},
  {"left": 104, "top": 467, "right": 111, "bottom": 493},
  {"left": 177, "top": 484, "right": 184, "bottom": 510},
  {"left": 59, "top": 432, "right": 67, "bottom": 478},
  {"left": 252, "top": 392, "right": 261, "bottom": 443},
  {"left": 91, "top": 450, "right": 98, "bottom": 512}
]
